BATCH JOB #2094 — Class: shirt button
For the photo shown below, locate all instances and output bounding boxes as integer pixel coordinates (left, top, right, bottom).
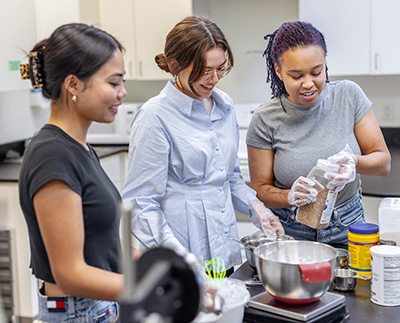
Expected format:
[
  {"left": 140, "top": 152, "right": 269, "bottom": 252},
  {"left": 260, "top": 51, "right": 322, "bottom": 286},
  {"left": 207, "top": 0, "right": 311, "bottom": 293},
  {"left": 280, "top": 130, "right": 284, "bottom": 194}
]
[
  {"left": 219, "top": 167, "right": 224, "bottom": 171},
  {"left": 216, "top": 146, "right": 220, "bottom": 151},
  {"left": 221, "top": 208, "right": 226, "bottom": 213},
  {"left": 209, "top": 126, "right": 214, "bottom": 131},
  {"left": 218, "top": 187, "right": 223, "bottom": 192}
]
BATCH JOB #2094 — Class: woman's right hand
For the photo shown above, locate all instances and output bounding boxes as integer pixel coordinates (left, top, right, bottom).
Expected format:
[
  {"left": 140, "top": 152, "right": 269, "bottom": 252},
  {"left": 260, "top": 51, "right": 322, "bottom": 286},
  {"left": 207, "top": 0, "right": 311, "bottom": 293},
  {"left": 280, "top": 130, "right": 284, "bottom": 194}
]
[{"left": 287, "top": 176, "right": 323, "bottom": 207}]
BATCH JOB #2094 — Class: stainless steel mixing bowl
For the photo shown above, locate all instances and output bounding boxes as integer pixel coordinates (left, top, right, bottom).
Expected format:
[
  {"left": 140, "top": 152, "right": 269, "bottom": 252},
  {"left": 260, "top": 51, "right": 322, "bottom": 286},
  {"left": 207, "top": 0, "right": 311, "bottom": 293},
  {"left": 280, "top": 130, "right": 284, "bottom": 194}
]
[
  {"left": 254, "top": 241, "right": 337, "bottom": 304},
  {"left": 240, "top": 233, "right": 294, "bottom": 268}
]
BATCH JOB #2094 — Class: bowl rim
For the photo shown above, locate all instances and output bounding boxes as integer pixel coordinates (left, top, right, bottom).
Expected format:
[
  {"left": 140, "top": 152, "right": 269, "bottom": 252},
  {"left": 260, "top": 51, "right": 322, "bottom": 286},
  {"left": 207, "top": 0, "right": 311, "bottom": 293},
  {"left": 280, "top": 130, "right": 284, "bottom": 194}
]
[
  {"left": 254, "top": 240, "right": 338, "bottom": 265},
  {"left": 240, "top": 233, "right": 294, "bottom": 245},
  {"left": 334, "top": 268, "right": 357, "bottom": 278}
]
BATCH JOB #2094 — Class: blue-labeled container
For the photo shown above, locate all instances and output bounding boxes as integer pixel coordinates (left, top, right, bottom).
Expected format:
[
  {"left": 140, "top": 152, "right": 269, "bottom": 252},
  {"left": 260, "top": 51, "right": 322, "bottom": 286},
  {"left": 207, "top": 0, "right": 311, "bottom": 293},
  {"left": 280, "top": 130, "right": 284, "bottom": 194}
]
[{"left": 348, "top": 223, "right": 379, "bottom": 276}]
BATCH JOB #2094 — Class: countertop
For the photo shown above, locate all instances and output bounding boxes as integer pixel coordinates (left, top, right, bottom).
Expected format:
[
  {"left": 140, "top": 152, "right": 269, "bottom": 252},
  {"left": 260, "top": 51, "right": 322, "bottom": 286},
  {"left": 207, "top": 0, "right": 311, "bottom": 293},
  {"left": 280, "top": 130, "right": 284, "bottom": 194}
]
[
  {"left": 0, "top": 144, "right": 128, "bottom": 183},
  {"left": 231, "top": 262, "right": 400, "bottom": 322}
]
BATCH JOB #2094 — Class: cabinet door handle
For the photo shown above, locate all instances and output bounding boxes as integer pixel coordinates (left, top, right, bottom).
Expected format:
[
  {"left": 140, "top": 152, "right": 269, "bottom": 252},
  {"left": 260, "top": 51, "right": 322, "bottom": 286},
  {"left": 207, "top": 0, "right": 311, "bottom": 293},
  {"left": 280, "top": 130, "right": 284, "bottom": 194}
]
[
  {"left": 139, "top": 60, "right": 143, "bottom": 78},
  {"left": 374, "top": 53, "right": 379, "bottom": 72},
  {"left": 129, "top": 60, "right": 133, "bottom": 78}
]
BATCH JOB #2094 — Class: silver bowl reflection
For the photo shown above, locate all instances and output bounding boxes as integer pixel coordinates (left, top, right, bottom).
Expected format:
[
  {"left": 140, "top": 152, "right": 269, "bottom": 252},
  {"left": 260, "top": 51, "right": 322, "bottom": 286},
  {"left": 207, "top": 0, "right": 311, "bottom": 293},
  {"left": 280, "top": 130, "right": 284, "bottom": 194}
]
[{"left": 254, "top": 241, "right": 337, "bottom": 304}]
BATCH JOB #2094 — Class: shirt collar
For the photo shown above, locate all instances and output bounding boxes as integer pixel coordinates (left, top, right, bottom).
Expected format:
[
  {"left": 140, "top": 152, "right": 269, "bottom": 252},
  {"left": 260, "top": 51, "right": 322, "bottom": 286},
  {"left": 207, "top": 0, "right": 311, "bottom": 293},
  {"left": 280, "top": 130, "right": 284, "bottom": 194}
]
[{"left": 163, "top": 80, "right": 233, "bottom": 117}]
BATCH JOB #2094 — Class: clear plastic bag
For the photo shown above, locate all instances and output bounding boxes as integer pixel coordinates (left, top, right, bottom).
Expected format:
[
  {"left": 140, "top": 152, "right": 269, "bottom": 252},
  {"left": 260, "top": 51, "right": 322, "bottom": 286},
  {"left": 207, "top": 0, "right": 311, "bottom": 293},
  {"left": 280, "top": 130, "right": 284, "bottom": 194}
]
[{"left": 296, "top": 159, "right": 339, "bottom": 229}]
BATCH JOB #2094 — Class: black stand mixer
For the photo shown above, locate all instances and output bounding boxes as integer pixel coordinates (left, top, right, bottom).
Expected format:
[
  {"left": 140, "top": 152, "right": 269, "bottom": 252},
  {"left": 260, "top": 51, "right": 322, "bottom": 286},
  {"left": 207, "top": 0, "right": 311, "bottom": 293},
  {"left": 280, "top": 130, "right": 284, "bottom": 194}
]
[{"left": 118, "top": 202, "right": 203, "bottom": 323}]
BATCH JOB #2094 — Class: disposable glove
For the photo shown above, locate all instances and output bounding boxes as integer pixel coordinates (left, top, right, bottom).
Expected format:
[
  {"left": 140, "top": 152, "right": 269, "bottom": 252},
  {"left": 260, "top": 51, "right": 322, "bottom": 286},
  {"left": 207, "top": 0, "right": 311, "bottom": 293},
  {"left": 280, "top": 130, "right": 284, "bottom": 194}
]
[
  {"left": 163, "top": 236, "right": 188, "bottom": 257},
  {"left": 287, "top": 176, "right": 323, "bottom": 207},
  {"left": 163, "top": 237, "right": 205, "bottom": 274},
  {"left": 201, "top": 284, "right": 224, "bottom": 315},
  {"left": 249, "top": 199, "right": 285, "bottom": 236},
  {"left": 325, "top": 144, "right": 357, "bottom": 191}
]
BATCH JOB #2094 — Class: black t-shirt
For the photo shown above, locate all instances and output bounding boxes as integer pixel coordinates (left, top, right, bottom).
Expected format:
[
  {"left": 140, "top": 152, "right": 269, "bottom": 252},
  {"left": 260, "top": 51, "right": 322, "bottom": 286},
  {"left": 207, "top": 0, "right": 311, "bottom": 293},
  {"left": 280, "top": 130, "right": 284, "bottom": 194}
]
[{"left": 19, "top": 124, "right": 122, "bottom": 283}]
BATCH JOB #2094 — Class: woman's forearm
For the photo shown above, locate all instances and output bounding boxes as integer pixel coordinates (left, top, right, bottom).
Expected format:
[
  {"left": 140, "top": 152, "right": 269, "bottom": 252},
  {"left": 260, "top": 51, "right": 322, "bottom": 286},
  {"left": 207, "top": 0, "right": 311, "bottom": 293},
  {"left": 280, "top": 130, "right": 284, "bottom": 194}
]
[
  {"left": 254, "top": 184, "right": 291, "bottom": 209},
  {"left": 355, "top": 151, "right": 391, "bottom": 177}
]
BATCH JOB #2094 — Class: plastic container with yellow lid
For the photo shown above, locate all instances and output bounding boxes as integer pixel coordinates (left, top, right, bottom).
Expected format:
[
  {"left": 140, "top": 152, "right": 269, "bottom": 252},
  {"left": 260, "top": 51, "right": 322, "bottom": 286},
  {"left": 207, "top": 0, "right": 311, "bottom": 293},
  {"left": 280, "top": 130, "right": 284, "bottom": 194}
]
[{"left": 348, "top": 223, "right": 379, "bottom": 277}]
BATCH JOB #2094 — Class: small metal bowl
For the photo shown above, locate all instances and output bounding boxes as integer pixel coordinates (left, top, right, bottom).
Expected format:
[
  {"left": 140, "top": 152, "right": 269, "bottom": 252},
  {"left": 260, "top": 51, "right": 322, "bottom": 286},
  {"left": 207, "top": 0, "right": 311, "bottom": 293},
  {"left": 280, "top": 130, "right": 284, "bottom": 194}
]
[
  {"left": 332, "top": 269, "right": 357, "bottom": 291},
  {"left": 332, "top": 269, "right": 370, "bottom": 292}
]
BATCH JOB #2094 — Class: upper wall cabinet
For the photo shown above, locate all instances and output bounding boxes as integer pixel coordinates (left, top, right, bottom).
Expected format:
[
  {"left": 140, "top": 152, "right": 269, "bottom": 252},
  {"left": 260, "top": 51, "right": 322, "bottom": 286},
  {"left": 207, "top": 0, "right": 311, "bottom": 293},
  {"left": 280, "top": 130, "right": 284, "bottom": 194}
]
[
  {"left": 299, "top": 0, "right": 400, "bottom": 76},
  {"left": 98, "top": 0, "right": 193, "bottom": 80},
  {"left": 35, "top": 0, "right": 99, "bottom": 40}
]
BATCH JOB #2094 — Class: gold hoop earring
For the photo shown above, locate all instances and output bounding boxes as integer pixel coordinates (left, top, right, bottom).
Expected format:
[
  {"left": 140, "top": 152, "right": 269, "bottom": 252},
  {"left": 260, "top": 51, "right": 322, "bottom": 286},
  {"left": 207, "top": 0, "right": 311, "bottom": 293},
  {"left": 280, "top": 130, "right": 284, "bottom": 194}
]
[{"left": 72, "top": 95, "right": 77, "bottom": 103}]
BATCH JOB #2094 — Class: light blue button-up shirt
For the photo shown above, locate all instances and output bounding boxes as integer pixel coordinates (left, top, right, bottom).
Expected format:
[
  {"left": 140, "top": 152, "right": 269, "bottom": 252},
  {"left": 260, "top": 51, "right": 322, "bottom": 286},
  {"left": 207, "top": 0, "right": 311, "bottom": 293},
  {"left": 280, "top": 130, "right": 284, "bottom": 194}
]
[{"left": 122, "top": 81, "right": 256, "bottom": 269}]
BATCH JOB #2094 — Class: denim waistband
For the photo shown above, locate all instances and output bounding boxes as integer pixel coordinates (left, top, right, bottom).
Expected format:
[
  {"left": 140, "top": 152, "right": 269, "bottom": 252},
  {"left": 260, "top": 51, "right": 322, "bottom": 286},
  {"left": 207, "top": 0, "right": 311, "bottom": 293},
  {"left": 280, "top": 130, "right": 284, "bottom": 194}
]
[
  {"left": 331, "top": 188, "right": 362, "bottom": 222},
  {"left": 37, "top": 284, "right": 120, "bottom": 322},
  {"left": 39, "top": 289, "right": 101, "bottom": 312}
]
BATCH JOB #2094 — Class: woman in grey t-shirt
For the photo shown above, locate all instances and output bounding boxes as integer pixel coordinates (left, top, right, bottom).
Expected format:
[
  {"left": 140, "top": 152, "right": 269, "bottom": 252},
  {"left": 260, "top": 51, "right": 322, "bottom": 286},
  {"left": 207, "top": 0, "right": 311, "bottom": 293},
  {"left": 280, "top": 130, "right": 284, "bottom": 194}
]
[{"left": 246, "top": 21, "right": 390, "bottom": 248}]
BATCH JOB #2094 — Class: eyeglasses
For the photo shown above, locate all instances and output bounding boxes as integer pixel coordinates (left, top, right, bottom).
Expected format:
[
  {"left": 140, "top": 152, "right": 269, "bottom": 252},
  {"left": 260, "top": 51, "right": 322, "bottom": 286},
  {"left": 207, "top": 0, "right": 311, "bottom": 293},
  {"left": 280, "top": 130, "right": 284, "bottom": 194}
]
[
  {"left": 202, "top": 65, "right": 232, "bottom": 80},
  {"left": 189, "top": 64, "right": 232, "bottom": 80}
]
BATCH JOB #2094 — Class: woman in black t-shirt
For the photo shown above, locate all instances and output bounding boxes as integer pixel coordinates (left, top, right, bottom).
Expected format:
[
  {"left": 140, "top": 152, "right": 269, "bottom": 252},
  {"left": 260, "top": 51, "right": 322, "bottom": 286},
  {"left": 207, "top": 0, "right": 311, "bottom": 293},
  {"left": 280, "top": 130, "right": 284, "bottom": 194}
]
[{"left": 19, "top": 23, "right": 129, "bottom": 322}]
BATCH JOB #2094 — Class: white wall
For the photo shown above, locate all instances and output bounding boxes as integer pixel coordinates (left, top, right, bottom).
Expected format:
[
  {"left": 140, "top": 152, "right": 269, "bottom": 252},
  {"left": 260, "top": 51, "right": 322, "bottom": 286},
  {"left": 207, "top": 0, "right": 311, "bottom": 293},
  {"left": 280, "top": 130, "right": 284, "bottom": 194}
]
[
  {"left": 0, "top": 0, "right": 36, "bottom": 92},
  {"left": 331, "top": 75, "right": 400, "bottom": 127},
  {"left": 193, "top": 0, "right": 299, "bottom": 104}
]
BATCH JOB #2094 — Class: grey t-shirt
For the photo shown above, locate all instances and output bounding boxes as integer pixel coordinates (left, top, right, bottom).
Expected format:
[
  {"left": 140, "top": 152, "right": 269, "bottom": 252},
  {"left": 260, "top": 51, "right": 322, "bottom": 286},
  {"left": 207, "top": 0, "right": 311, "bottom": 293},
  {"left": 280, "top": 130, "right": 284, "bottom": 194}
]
[{"left": 246, "top": 80, "right": 371, "bottom": 206}]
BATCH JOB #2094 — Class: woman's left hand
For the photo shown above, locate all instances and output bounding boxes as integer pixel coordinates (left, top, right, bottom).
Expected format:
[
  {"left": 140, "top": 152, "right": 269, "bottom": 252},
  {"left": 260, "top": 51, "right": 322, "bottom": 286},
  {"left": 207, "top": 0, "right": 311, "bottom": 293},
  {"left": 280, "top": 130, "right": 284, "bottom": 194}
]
[
  {"left": 325, "top": 144, "right": 357, "bottom": 191},
  {"left": 249, "top": 199, "right": 285, "bottom": 235}
]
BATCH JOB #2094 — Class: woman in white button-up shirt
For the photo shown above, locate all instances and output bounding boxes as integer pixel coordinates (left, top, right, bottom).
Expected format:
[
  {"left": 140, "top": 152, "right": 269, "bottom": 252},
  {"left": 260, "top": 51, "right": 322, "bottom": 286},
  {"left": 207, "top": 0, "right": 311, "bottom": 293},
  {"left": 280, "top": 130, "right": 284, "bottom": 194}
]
[{"left": 122, "top": 16, "right": 283, "bottom": 274}]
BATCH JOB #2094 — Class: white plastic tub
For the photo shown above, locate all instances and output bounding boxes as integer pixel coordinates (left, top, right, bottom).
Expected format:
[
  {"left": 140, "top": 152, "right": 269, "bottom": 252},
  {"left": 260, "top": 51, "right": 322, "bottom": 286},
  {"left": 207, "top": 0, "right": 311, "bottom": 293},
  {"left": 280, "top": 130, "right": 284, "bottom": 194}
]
[
  {"left": 370, "top": 245, "right": 400, "bottom": 306},
  {"left": 193, "top": 278, "right": 250, "bottom": 323}
]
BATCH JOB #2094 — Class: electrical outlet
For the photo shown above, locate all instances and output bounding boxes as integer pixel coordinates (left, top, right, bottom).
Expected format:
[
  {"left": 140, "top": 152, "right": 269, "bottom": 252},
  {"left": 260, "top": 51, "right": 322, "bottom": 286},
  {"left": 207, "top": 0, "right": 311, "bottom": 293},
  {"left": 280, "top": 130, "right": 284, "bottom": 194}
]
[{"left": 382, "top": 103, "right": 395, "bottom": 121}]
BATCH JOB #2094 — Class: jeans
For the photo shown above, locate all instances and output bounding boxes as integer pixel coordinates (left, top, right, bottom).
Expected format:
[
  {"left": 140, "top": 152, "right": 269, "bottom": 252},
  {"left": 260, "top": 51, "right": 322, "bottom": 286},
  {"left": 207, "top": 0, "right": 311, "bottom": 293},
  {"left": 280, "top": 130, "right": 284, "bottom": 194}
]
[
  {"left": 34, "top": 288, "right": 120, "bottom": 323},
  {"left": 272, "top": 189, "right": 365, "bottom": 249}
]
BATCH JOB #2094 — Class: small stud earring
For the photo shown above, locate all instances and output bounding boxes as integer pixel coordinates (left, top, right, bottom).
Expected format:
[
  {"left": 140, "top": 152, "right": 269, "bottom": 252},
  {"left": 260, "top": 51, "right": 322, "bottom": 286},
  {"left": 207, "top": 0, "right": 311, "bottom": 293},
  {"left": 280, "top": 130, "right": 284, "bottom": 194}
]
[{"left": 72, "top": 95, "right": 77, "bottom": 103}]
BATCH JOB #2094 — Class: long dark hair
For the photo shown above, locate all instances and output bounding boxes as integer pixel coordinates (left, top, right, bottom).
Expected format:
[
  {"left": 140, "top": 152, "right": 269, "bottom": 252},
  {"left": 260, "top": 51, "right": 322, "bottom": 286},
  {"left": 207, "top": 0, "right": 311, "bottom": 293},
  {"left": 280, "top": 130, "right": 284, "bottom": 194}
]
[
  {"left": 263, "top": 21, "right": 329, "bottom": 99},
  {"left": 27, "top": 23, "right": 123, "bottom": 100},
  {"left": 155, "top": 16, "right": 234, "bottom": 97}
]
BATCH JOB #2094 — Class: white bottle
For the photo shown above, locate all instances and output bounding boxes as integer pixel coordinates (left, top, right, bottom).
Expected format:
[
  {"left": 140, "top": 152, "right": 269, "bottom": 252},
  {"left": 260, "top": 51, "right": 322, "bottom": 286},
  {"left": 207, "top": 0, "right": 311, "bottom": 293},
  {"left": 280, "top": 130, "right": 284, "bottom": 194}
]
[{"left": 379, "top": 198, "right": 400, "bottom": 246}]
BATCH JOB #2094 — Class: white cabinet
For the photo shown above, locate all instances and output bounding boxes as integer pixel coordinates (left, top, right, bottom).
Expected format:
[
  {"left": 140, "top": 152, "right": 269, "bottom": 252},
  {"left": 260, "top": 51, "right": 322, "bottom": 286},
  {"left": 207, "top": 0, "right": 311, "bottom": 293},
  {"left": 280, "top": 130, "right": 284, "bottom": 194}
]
[
  {"left": 33, "top": 0, "right": 192, "bottom": 80},
  {"left": 0, "top": 183, "right": 38, "bottom": 319},
  {"left": 299, "top": 0, "right": 400, "bottom": 76},
  {"left": 370, "top": 0, "right": 400, "bottom": 75},
  {"left": 34, "top": 0, "right": 99, "bottom": 40},
  {"left": 98, "top": 0, "right": 192, "bottom": 80}
]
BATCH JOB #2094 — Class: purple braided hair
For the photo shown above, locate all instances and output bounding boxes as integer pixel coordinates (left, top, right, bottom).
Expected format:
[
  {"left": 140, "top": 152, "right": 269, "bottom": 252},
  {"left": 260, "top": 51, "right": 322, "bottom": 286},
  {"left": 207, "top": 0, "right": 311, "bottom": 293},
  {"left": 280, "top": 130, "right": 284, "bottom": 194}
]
[{"left": 263, "top": 21, "right": 330, "bottom": 100}]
